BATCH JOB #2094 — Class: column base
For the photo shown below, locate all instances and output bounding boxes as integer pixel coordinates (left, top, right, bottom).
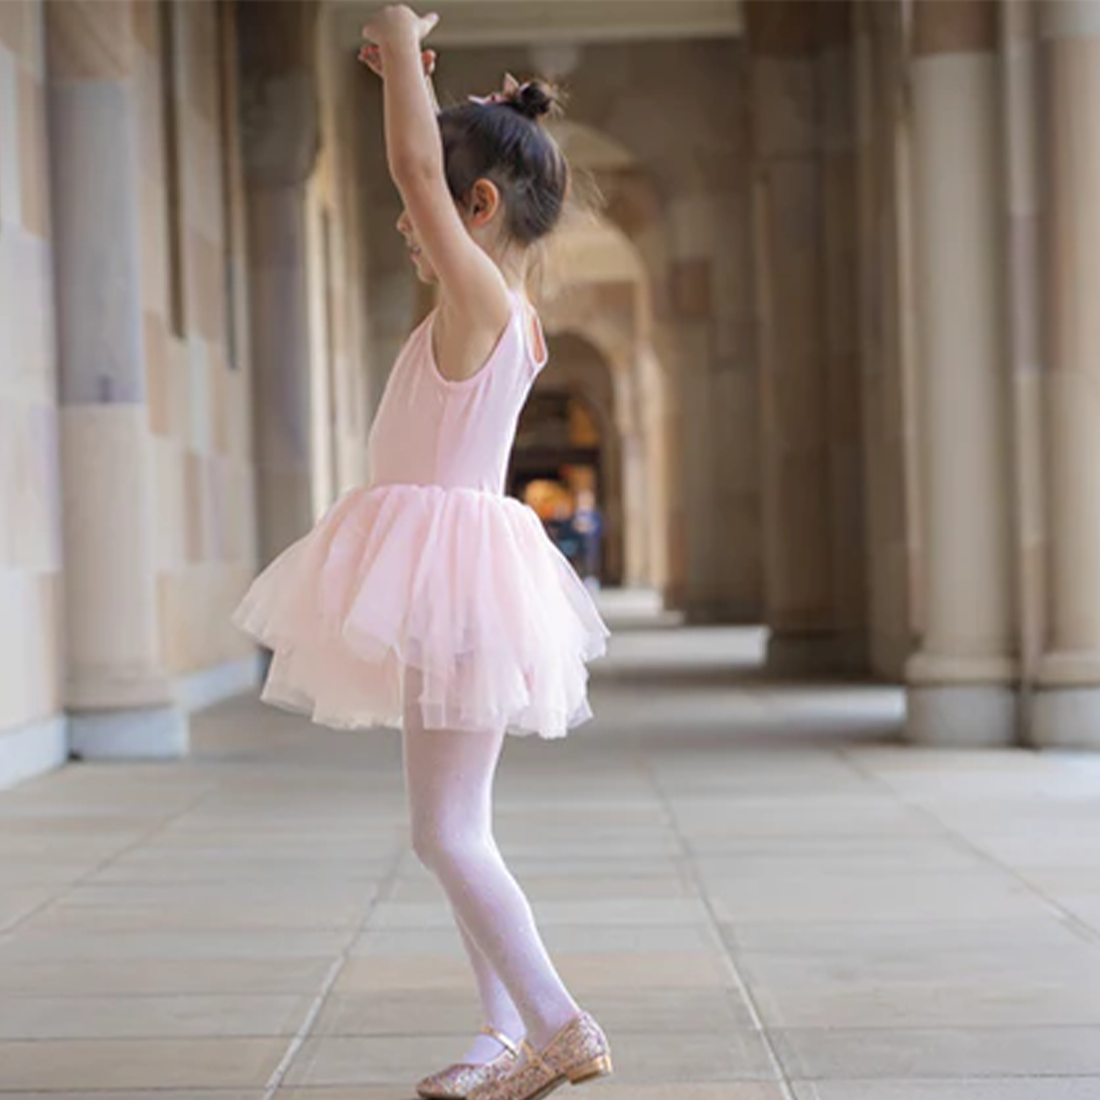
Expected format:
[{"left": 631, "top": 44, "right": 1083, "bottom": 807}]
[
  {"left": 0, "top": 716, "right": 69, "bottom": 791},
  {"left": 868, "top": 632, "right": 913, "bottom": 682},
  {"left": 682, "top": 599, "right": 763, "bottom": 626},
  {"left": 177, "top": 655, "right": 264, "bottom": 713},
  {"left": 69, "top": 706, "right": 189, "bottom": 760},
  {"left": 1030, "top": 687, "right": 1100, "bottom": 750},
  {"left": 905, "top": 684, "right": 1018, "bottom": 746},
  {"left": 765, "top": 630, "right": 868, "bottom": 677}
]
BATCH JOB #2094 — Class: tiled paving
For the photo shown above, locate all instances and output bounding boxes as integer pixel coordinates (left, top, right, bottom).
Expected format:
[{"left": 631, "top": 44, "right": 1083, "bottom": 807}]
[{"left": 3, "top": 590, "right": 1100, "bottom": 1099}]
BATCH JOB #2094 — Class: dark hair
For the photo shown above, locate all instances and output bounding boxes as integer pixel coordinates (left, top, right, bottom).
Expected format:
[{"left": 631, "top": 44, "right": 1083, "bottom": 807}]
[{"left": 438, "top": 79, "right": 569, "bottom": 247}]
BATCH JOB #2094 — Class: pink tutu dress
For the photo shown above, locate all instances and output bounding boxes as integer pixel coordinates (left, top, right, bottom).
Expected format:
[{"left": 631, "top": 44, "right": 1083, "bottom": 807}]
[{"left": 233, "top": 289, "right": 610, "bottom": 738}]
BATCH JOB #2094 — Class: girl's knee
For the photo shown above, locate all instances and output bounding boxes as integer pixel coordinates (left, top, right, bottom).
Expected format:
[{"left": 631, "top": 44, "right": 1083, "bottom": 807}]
[
  {"left": 411, "top": 823, "right": 459, "bottom": 872},
  {"left": 410, "top": 825, "right": 438, "bottom": 870},
  {"left": 410, "top": 821, "right": 486, "bottom": 875}
]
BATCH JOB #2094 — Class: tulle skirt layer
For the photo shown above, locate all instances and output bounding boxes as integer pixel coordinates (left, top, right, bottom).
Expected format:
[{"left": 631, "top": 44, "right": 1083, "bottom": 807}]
[{"left": 232, "top": 484, "right": 610, "bottom": 738}]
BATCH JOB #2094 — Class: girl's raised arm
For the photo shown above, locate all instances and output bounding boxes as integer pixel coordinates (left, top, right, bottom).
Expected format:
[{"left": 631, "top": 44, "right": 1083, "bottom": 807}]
[{"left": 362, "top": 6, "right": 511, "bottom": 330}]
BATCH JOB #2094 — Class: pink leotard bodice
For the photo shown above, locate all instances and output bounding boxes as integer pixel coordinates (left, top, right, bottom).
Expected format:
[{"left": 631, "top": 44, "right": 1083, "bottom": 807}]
[{"left": 367, "top": 290, "right": 547, "bottom": 495}]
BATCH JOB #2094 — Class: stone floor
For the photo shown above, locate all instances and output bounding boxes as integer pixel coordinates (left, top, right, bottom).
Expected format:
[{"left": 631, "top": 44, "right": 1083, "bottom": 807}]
[{"left": 4, "top": 591, "right": 1100, "bottom": 1100}]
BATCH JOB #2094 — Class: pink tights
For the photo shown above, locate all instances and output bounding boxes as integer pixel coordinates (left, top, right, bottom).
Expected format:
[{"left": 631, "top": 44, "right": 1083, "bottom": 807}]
[{"left": 402, "top": 674, "right": 579, "bottom": 1063}]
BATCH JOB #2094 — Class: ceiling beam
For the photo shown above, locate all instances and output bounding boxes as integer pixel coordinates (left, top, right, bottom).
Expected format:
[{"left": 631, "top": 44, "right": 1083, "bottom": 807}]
[{"left": 332, "top": 0, "right": 742, "bottom": 48}]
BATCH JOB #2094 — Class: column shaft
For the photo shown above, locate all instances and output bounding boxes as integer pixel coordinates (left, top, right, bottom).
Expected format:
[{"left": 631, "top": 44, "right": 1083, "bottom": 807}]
[
  {"left": 853, "top": 0, "right": 919, "bottom": 679},
  {"left": 747, "top": 0, "right": 841, "bottom": 672},
  {"left": 1000, "top": 0, "right": 1046, "bottom": 739},
  {"left": 821, "top": 0, "right": 869, "bottom": 670},
  {"left": 905, "top": 0, "right": 1017, "bottom": 744},
  {"left": 1033, "top": 1, "right": 1100, "bottom": 747},
  {"left": 246, "top": 185, "right": 315, "bottom": 557},
  {"left": 47, "top": 0, "right": 186, "bottom": 757},
  {"left": 237, "top": 0, "right": 320, "bottom": 564}
]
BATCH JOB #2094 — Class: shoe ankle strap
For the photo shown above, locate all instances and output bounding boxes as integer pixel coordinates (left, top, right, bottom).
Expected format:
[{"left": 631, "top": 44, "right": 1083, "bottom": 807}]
[
  {"left": 481, "top": 1025, "right": 520, "bottom": 1058},
  {"left": 520, "top": 1037, "right": 555, "bottom": 1075}
]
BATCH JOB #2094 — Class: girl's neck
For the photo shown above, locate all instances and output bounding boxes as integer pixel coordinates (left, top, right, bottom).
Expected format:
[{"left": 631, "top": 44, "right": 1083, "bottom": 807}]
[
  {"left": 496, "top": 254, "right": 527, "bottom": 294},
  {"left": 436, "top": 269, "right": 527, "bottom": 304},
  {"left": 501, "top": 271, "right": 527, "bottom": 295}
]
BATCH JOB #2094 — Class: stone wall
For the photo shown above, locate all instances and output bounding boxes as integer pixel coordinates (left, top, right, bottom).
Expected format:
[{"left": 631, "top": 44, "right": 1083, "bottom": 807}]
[
  {"left": 0, "top": 0, "right": 65, "bottom": 785},
  {"left": 0, "top": 0, "right": 373, "bottom": 784},
  {"left": 311, "top": 13, "right": 376, "bottom": 497},
  {"left": 137, "top": 0, "right": 257, "bottom": 680},
  {"left": 42, "top": 0, "right": 261, "bottom": 765}
]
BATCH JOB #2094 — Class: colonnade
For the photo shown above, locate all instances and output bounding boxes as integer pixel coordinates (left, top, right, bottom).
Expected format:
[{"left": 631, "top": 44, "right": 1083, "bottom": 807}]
[{"left": 745, "top": 0, "right": 1100, "bottom": 749}]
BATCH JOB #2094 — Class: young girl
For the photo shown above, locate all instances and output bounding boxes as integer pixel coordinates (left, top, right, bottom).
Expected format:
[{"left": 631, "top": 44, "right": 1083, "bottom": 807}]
[{"left": 232, "top": 6, "right": 612, "bottom": 1100}]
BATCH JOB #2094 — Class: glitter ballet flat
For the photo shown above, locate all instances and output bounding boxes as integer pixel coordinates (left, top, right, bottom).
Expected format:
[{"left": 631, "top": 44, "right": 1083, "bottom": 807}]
[
  {"left": 464, "top": 1011, "right": 612, "bottom": 1100},
  {"left": 416, "top": 1026, "right": 521, "bottom": 1100}
]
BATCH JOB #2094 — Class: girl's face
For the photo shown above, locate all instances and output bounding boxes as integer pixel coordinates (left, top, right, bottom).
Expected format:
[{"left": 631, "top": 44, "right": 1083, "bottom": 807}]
[{"left": 396, "top": 180, "right": 506, "bottom": 286}]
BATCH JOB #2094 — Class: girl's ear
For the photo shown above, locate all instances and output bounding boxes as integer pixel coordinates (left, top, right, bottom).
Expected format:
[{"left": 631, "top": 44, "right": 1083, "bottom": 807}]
[{"left": 467, "top": 178, "right": 504, "bottom": 227}]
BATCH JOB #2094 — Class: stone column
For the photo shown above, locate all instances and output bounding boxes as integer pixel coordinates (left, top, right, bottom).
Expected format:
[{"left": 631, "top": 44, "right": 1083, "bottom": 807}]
[
  {"left": 672, "top": 339, "right": 720, "bottom": 619},
  {"left": 905, "top": 0, "right": 1017, "bottom": 745},
  {"left": 619, "top": 425, "right": 648, "bottom": 587},
  {"left": 1000, "top": 0, "right": 1045, "bottom": 738},
  {"left": 637, "top": 339, "right": 670, "bottom": 594},
  {"left": 853, "top": 0, "right": 921, "bottom": 681},
  {"left": 647, "top": 47, "right": 758, "bottom": 623},
  {"left": 746, "top": 0, "right": 839, "bottom": 672},
  {"left": 820, "top": 0, "right": 869, "bottom": 670},
  {"left": 237, "top": 0, "right": 320, "bottom": 562},
  {"left": 658, "top": 192, "right": 757, "bottom": 623},
  {"left": 47, "top": 0, "right": 183, "bottom": 756},
  {"left": 1032, "top": 1, "right": 1100, "bottom": 748}
]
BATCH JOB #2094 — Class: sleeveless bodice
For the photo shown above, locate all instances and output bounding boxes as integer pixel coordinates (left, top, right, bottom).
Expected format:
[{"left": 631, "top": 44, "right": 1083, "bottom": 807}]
[
  {"left": 234, "top": 288, "right": 610, "bottom": 740},
  {"left": 366, "top": 292, "right": 545, "bottom": 495}
]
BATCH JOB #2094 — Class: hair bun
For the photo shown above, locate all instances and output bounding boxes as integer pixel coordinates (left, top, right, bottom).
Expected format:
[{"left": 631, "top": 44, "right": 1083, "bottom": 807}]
[{"left": 509, "top": 79, "right": 561, "bottom": 122}]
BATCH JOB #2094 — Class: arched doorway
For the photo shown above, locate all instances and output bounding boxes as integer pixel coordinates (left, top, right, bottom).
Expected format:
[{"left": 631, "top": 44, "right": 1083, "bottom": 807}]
[{"left": 509, "top": 334, "right": 623, "bottom": 587}]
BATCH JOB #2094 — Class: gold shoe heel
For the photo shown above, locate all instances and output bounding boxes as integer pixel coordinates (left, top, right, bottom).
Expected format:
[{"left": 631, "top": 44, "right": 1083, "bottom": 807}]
[{"left": 567, "top": 1054, "right": 613, "bottom": 1085}]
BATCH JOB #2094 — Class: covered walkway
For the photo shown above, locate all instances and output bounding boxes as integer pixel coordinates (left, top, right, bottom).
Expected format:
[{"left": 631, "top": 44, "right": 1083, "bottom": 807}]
[{"left": 3, "top": 594, "right": 1100, "bottom": 1098}]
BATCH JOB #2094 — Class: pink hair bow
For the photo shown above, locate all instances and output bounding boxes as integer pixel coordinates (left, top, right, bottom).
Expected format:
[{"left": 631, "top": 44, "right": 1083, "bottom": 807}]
[{"left": 469, "top": 72, "right": 526, "bottom": 107}]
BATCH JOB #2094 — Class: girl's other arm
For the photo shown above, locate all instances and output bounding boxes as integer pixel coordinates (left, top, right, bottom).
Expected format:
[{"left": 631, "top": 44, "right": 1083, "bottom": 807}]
[{"left": 364, "top": 6, "right": 510, "bottom": 330}]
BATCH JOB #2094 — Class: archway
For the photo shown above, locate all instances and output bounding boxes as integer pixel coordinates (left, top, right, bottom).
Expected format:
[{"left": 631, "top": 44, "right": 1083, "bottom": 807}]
[{"left": 510, "top": 334, "right": 624, "bottom": 587}]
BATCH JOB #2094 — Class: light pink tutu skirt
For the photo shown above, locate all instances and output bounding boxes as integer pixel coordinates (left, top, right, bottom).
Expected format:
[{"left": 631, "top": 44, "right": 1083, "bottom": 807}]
[{"left": 233, "top": 484, "right": 610, "bottom": 739}]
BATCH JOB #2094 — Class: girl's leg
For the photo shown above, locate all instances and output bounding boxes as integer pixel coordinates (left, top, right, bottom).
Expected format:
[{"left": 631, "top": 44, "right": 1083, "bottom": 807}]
[
  {"left": 402, "top": 681, "right": 579, "bottom": 1049},
  {"left": 453, "top": 913, "right": 526, "bottom": 1062}
]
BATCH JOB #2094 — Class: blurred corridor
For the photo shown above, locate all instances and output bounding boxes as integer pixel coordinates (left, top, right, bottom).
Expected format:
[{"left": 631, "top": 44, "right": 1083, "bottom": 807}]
[
  {"left": 5, "top": 1, "right": 1100, "bottom": 1093},
  {"left": 7, "top": 0, "right": 1100, "bottom": 784}
]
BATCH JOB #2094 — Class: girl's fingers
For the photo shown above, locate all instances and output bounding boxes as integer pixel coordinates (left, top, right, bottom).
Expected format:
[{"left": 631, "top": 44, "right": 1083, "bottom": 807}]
[
  {"left": 419, "top": 12, "right": 440, "bottom": 38},
  {"left": 357, "top": 46, "right": 383, "bottom": 75},
  {"left": 357, "top": 40, "right": 432, "bottom": 78}
]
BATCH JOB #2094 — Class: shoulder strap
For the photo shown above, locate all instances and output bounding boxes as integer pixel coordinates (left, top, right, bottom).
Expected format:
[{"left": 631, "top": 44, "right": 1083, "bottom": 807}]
[{"left": 514, "top": 294, "right": 548, "bottom": 371}]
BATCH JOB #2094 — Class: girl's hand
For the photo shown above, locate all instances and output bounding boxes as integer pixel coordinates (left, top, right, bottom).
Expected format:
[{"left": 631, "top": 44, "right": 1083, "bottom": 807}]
[
  {"left": 358, "top": 42, "right": 437, "bottom": 79},
  {"left": 361, "top": 5, "right": 439, "bottom": 48}
]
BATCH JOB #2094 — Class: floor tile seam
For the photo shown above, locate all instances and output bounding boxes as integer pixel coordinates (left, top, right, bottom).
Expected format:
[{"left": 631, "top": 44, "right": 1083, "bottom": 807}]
[
  {"left": 0, "top": 987, "right": 351, "bottom": 1004},
  {"left": 261, "top": 839, "right": 408, "bottom": 1100},
  {"left": 834, "top": 748, "right": 1100, "bottom": 948},
  {"left": 642, "top": 754, "right": 798, "bottom": 1099},
  {"left": 767, "top": 1022, "right": 1100, "bottom": 1034},
  {"left": 0, "top": 777, "right": 228, "bottom": 941},
  {"left": 275, "top": 1026, "right": 816, "bottom": 1041},
  {"left": 784, "top": 1070, "right": 1100, "bottom": 1081}
]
